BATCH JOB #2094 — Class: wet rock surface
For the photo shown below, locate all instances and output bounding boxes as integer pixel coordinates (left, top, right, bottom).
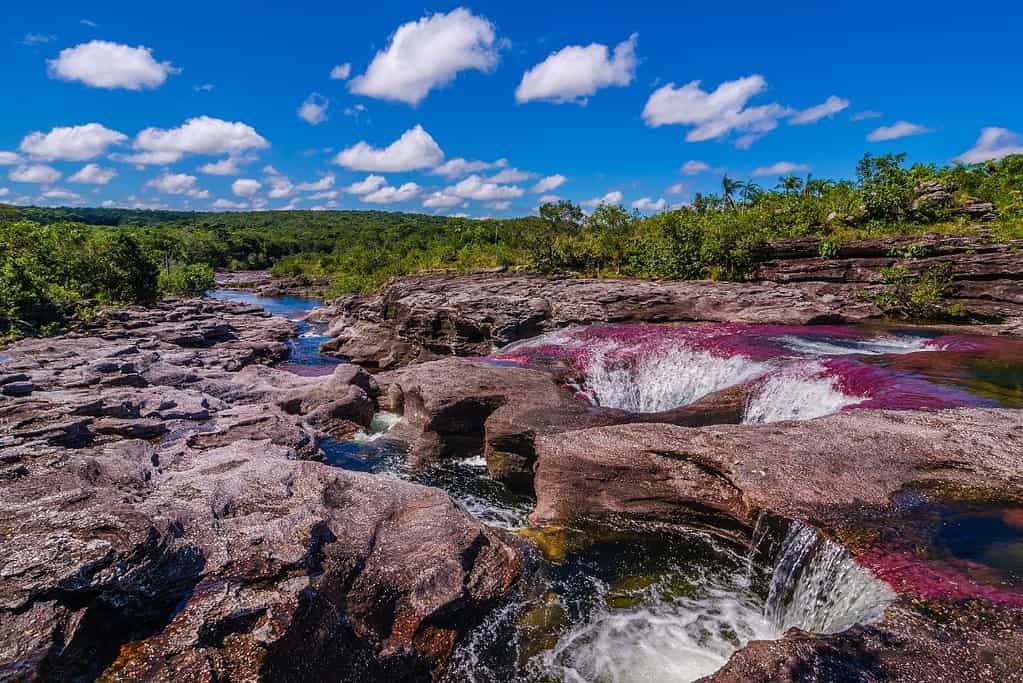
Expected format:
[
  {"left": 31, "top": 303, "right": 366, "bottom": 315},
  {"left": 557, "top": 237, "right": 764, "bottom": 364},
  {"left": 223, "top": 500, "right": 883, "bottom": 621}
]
[
  {"left": 319, "top": 234, "right": 1023, "bottom": 368},
  {"left": 0, "top": 298, "right": 521, "bottom": 681},
  {"left": 532, "top": 411, "right": 1023, "bottom": 682}
]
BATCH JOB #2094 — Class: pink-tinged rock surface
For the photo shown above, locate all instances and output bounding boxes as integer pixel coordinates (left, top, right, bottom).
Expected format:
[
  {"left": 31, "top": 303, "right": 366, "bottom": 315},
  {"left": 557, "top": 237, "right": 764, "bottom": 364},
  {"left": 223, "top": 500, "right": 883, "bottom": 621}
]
[
  {"left": 318, "top": 241, "right": 1023, "bottom": 369},
  {"left": 0, "top": 299, "right": 521, "bottom": 682}
]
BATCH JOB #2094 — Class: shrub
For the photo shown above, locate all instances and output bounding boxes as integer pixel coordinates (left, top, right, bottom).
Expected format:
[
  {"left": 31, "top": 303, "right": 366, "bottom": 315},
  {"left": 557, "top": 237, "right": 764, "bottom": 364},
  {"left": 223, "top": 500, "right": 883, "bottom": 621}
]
[
  {"left": 872, "top": 263, "right": 965, "bottom": 320},
  {"left": 158, "top": 263, "right": 215, "bottom": 297}
]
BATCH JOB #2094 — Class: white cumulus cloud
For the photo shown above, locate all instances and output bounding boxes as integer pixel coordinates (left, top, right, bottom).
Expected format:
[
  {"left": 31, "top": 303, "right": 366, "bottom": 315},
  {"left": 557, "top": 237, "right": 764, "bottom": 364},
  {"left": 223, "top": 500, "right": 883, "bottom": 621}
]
[
  {"left": 361, "top": 182, "right": 421, "bottom": 204},
  {"left": 20, "top": 123, "right": 127, "bottom": 161},
  {"left": 330, "top": 63, "right": 351, "bottom": 80},
  {"left": 0, "top": 152, "right": 23, "bottom": 165},
  {"left": 583, "top": 190, "right": 624, "bottom": 207},
  {"left": 752, "top": 161, "right": 811, "bottom": 177},
  {"left": 789, "top": 95, "right": 849, "bottom": 125},
  {"left": 231, "top": 178, "right": 262, "bottom": 197},
  {"left": 146, "top": 172, "right": 208, "bottom": 198},
  {"left": 123, "top": 116, "right": 269, "bottom": 165},
  {"left": 68, "top": 163, "right": 116, "bottom": 184},
  {"left": 422, "top": 191, "right": 463, "bottom": 208},
  {"left": 198, "top": 155, "right": 252, "bottom": 176},
  {"left": 212, "top": 198, "right": 248, "bottom": 210},
  {"left": 851, "top": 111, "right": 883, "bottom": 121},
  {"left": 487, "top": 167, "right": 534, "bottom": 183},
  {"left": 955, "top": 127, "right": 1023, "bottom": 164},
  {"left": 298, "top": 93, "right": 329, "bottom": 125},
  {"left": 666, "top": 182, "right": 686, "bottom": 195},
  {"left": 349, "top": 8, "right": 499, "bottom": 105},
  {"left": 680, "top": 160, "right": 712, "bottom": 175},
  {"left": 47, "top": 40, "right": 179, "bottom": 90},
  {"left": 445, "top": 174, "right": 524, "bottom": 200},
  {"left": 334, "top": 125, "right": 443, "bottom": 172},
  {"left": 41, "top": 188, "right": 83, "bottom": 203},
  {"left": 631, "top": 197, "right": 667, "bottom": 212},
  {"left": 431, "top": 157, "right": 506, "bottom": 178},
  {"left": 516, "top": 33, "right": 637, "bottom": 105},
  {"left": 8, "top": 164, "right": 61, "bottom": 184},
  {"left": 344, "top": 174, "right": 388, "bottom": 195},
  {"left": 531, "top": 174, "right": 567, "bottom": 193},
  {"left": 642, "top": 75, "right": 792, "bottom": 147},
  {"left": 866, "top": 121, "right": 932, "bottom": 142}
]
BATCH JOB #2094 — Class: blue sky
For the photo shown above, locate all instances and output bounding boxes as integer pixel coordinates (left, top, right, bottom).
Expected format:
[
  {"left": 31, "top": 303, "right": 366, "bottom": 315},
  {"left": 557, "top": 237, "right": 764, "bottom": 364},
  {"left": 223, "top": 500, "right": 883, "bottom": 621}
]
[{"left": 2, "top": 1, "right": 1022, "bottom": 216}]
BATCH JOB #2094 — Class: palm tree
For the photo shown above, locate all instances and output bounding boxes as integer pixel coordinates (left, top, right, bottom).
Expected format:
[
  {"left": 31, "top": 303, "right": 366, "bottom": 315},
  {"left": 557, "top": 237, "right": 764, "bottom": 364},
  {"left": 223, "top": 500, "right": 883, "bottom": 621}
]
[
  {"left": 738, "top": 180, "right": 764, "bottom": 206},
  {"left": 721, "top": 174, "right": 741, "bottom": 209},
  {"left": 778, "top": 175, "right": 804, "bottom": 195}
]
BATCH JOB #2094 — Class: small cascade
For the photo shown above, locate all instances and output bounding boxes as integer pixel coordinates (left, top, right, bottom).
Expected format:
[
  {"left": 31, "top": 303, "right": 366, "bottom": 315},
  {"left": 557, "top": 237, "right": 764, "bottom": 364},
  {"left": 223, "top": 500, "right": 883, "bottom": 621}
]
[
  {"left": 765, "top": 521, "right": 895, "bottom": 634},
  {"left": 585, "top": 346, "right": 769, "bottom": 413},
  {"left": 744, "top": 362, "right": 865, "bottom": 423},
  {"left": 352, "top": 410, "right": 403, "bottom": 443}
]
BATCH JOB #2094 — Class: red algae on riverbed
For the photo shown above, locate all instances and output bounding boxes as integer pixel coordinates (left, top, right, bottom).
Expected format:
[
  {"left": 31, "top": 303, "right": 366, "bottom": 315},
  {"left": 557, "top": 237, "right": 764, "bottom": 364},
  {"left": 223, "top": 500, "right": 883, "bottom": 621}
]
[
  {"left": 858, "top": 550, "right": 1023, "bottom": 609},
  {"left": 487, "top": 323, "right": 1023, "bottom": 415}
]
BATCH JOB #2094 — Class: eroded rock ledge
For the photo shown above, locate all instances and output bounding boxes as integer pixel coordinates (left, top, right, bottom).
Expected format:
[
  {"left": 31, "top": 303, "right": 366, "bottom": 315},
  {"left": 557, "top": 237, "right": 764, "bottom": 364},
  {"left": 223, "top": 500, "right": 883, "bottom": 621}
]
[
  {"left": 532, "top": 411, "right": 1023, "bottom": 682},
  {"left": 318, "top": 234, "right": 1023, "bottom": 369},
  {"left": 0, "top": 299, "right": 520, "bottom": 681}
]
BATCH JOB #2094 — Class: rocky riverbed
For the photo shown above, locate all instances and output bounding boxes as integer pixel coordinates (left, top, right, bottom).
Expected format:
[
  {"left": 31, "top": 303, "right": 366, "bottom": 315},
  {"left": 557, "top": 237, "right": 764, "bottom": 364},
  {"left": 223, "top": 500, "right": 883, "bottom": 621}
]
[
  {"left": 0, "top": 298, "right": 519, "bottom": 681},
  {"left": 3, "top": 235, "right": 1023, "bottom": 682}
]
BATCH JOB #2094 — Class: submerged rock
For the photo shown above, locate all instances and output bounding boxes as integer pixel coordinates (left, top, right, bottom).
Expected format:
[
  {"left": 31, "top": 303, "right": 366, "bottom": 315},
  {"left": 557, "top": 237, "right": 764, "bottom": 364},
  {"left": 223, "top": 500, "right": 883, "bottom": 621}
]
[{"left": 0, "top": 298, "right": 521, "bottom": 681}]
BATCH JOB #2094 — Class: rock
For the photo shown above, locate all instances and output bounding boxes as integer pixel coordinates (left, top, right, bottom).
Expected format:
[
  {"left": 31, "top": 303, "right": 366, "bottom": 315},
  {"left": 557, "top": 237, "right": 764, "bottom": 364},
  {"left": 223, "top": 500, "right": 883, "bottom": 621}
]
[
  {"left": 380, "top": 358, "right": 752, "bottom": 490},
  {"left": 0, "top": 298, "right": 522, "bottom": 681},
  {"left": 321, "top": 236, "right": 1023, "bottom": 370},
  {"left": 533, "top": 409, "right": 1023, "bottom": 682},
  {"left": 531, "top": 408, "right": 1023, "bottom": 534},
  {"left": 322, "top": 274, "right": 884, "bottom": 369},
  {"left": 215, "top": 270, "right": 333, "bottom": 299},
  {"left": 1, "top": 382, "right": 35, "bottom": 397}
]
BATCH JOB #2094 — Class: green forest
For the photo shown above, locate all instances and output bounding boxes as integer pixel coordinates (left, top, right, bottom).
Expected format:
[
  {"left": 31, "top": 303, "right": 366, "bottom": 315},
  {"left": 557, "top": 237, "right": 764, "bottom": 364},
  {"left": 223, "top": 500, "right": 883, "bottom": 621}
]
[{"left": 2, "top": 152, "right": 1021, "bottom": 340}]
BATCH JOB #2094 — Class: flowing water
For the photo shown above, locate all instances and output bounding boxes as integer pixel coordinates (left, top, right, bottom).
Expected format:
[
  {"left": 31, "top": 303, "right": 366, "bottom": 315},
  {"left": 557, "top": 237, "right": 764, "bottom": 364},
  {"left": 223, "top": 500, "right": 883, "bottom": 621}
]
[
  {"left": 210, "top": 291, "right": 1020, "bottom": 682},
  {"left": 491, "top": 322, "right": 1023, "bottom": 419}
]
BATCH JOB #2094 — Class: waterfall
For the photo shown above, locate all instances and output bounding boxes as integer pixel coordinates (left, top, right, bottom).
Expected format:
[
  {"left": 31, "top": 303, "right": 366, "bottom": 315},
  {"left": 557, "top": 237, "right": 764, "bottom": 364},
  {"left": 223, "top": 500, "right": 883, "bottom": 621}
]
[
  {"left": 765, "top": 521, "right": 895, "bottom": 634},
  {"left": 744, "top": 362, "right": 864, "bottom": 424},
  {"left": 584, "top": 345, "right": 769, "bottom": 413}
]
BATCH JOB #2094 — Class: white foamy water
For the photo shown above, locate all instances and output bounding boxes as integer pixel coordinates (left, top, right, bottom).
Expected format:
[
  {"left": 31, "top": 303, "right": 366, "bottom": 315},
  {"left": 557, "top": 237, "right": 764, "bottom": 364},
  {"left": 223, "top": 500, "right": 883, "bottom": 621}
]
[
  {"left": 352, "top": 410, "right": 402, "bottom": 443},
  {"left": 585, "top": 346, "right": 770, "bottom": 413},
  {"left": 529, "top": 522, "right": 894, "bottom": 683},
  {"left": 744, "top": 363, "right": 864, "bottom": 423},
  {"left": 537, "top": 591, "right": 780, "bottom": 683},
  {"left": 765, "top": 522, "right": 895, "bottom": 634},
  {"left": 773, "top": 334, "right": 932, "bottom": 357}
]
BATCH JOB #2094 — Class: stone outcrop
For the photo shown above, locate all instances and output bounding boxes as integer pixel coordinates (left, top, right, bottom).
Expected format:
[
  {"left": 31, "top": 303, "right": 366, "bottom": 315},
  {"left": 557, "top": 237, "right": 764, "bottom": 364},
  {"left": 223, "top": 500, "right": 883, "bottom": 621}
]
[
  {"left": 319, "top": 234, "right": 1023, "bottom": 369},
  {"left": 0, "top": 299, "right": 521, "bottom": 681},
  {"left": 215, "top": 270, "right": 332, "bottom": 299},
  {"left": 530, "top": 410, "right": 1023, "bottom": 682},
  {"left": 378, "top": 358, "right": 752, "bottom": 490}
]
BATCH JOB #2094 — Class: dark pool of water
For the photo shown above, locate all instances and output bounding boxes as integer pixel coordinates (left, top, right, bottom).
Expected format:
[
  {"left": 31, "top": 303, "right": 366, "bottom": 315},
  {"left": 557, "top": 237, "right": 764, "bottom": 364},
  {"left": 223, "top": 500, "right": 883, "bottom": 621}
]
[{"left": 936, "top": 506, "right": 1023, "bottom": 580}]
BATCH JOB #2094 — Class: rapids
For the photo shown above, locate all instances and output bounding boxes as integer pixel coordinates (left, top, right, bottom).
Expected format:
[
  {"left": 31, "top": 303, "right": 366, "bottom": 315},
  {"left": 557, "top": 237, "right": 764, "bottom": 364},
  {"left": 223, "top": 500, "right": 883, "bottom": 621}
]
[
  {"left": 491, "top": 322, "right": 1023, "bottom": 420},
  {"left": 211, "top": 290, "right": 1021, "bottom": 682}
]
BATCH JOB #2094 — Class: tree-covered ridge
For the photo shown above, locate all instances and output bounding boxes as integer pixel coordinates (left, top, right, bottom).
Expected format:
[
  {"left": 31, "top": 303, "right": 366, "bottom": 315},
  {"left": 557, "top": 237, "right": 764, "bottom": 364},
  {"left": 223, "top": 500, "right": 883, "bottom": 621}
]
[{"left": 1, "top": 153, "right": 1021, "bottom": 339}]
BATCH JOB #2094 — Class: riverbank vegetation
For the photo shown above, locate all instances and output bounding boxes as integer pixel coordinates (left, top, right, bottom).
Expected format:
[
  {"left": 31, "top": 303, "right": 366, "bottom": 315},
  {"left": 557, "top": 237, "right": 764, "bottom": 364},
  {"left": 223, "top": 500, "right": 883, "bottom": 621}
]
[{"left": 2, "top": 153, "right": 1021, "bottom": 338}]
